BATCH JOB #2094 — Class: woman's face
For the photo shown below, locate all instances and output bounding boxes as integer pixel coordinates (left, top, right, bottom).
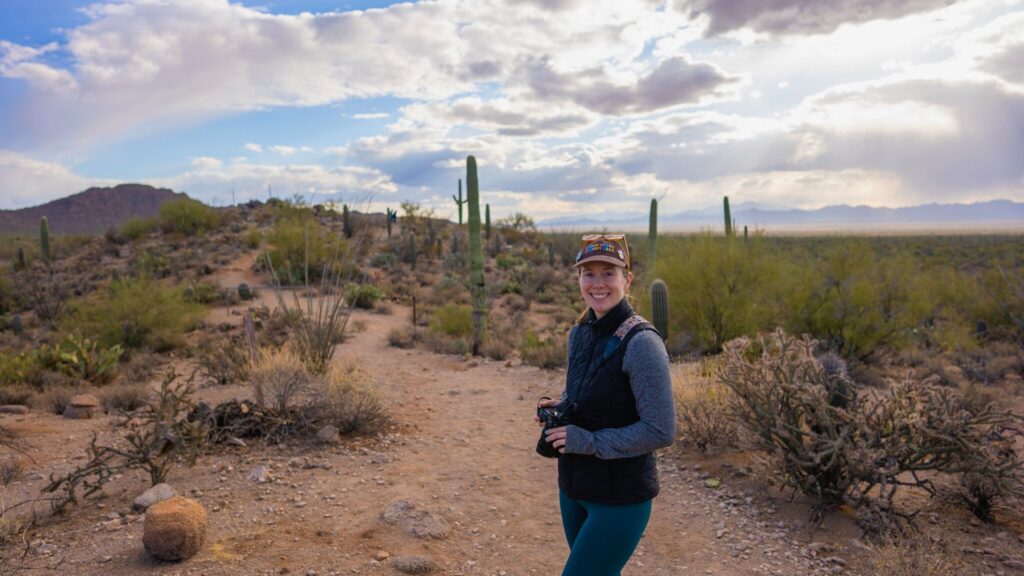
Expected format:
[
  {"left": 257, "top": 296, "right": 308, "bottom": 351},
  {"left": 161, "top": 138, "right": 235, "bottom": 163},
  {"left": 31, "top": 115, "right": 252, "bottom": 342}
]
[{"left": 578, "top": 261, "right": 632, "bottom": 319}]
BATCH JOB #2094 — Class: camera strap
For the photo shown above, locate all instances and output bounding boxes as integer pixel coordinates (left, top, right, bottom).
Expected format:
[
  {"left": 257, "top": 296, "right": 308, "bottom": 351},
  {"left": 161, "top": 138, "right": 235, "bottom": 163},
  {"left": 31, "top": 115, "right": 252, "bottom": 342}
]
[{"left": 601, "top": 314, "right": 649, "bottom": 360}]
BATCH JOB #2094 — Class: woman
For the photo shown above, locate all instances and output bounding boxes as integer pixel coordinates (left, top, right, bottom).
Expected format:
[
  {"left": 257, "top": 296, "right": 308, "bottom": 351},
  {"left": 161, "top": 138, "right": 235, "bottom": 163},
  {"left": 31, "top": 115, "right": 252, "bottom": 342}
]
[{"left": 537, "top": 233, "right": 675, "bottom": 576}]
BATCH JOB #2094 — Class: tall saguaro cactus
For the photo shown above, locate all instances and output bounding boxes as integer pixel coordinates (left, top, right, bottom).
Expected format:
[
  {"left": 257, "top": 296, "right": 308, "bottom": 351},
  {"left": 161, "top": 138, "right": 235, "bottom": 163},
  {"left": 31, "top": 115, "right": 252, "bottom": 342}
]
[
  {"left": 466, "top": 156, "right": 486, "bottom": 355},
  {"left": 453, "top": 179, "right": 466, "bottom": 225},
  {"left": 485, "top": 204, "right": 491, "bottom": 240},
  {"left": 650, "top": 279, "right": 669, "bottom": 343},
  {"left": 648, "top": 198, "right": 658, "bottom": 270},
  {"left": 40, "top": 216, "right": 51, "bottom": 264},
  {"left": 386, "top": 208, "right": 395, "bottom": 238},
  {"left": 723, "top": 196, "right": 732, "bottom": 237}
]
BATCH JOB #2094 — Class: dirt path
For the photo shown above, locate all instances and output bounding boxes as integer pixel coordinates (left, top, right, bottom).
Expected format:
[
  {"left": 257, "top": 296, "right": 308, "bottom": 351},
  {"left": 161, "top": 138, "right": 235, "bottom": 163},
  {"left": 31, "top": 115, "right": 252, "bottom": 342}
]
[{"left": 6, "top": 302, "right": 863, "bottom": 575}]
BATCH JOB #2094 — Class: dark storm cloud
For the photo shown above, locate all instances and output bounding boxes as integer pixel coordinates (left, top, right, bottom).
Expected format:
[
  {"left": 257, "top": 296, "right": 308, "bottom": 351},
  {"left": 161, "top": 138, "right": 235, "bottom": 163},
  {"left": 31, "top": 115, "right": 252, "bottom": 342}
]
[
  {"left": 518, "top": 56, "right": 737, "bottom": 115},
  {"left": 682, "top": 0, "right": 964, "bottom": 36}
]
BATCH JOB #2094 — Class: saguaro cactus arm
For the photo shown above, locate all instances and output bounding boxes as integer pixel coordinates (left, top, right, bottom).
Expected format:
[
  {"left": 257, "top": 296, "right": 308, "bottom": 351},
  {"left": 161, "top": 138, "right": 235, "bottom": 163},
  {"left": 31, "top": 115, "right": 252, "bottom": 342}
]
[{"left": 467, "top": 156, "right": 487, "bottom": 355}]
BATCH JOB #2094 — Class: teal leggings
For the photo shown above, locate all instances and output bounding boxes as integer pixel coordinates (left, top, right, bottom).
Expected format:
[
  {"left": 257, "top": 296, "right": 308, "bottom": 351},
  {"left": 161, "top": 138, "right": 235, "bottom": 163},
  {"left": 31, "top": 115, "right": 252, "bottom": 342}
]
[{"left": 559, "top": 491, "right": 652, "bottom": 576}]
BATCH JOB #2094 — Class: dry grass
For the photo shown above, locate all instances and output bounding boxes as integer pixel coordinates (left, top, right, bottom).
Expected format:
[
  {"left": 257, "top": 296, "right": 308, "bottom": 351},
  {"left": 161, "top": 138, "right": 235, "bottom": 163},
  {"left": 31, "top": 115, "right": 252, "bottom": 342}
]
[
  {"left": 0, "top": 384, "right": 33, "bottom": 406},
  {"left": 870, "top": 538, "right": 966, "bottom": 576},
  {"left": 313, "top": 365, "right": 386, "bottom": 434},
  {"left": 97, "top": 382, "right": 152, "bottom": 412},
  {"left": 30, "top": 385, "right": 79, "bottom": 415},
  {"left": 387, "top": 326, "right": 416, "bottom": 349},
  {"left": 249, "top": 346, "right": 314, "bottom": 413},
  {"left": 671, "top": 358, "right": 738, "bottom": 452}
]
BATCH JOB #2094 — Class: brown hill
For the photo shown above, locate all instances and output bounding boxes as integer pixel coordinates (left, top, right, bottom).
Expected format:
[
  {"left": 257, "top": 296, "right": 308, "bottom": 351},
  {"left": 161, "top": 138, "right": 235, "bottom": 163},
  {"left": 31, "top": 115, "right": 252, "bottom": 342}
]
[{"left": 0, "top": 184, "right": 188, "bottom": 235}]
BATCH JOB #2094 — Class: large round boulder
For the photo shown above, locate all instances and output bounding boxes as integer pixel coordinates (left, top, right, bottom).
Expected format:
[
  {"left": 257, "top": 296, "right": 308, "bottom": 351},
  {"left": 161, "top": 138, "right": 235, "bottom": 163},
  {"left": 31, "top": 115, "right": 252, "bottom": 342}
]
[
  {"left": 143, "top": 496, "right": 208, "bottom": 561},
  {"left": 63, "top": 394, "right": 100, "bottom": 419}
]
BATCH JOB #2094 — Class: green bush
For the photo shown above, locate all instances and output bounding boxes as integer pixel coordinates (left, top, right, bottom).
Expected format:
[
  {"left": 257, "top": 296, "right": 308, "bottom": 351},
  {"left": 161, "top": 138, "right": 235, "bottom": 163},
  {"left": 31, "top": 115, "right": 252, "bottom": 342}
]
[
  {"left": 0, "top": 348, "right": 61, "bottom": 387},
  {"left": 261, "top": 215, "right": 348, "bottom": 283},
  {"left": 344, "top": 283, "right": 384, "bottom": 309},
  {"left": 430, "top": 303, "right": 473, "bottom": 338},
  {"left": 243, "top": 227, "right": 262, "bottom": 249},
  {"left": 55, "top": 335, "right": 123, "bottom": 385},
  {"left": 63, "top": 276, "right": 205, "bottom": 352},
  {"left": 159, "top": 198, "right": 220, "bottom": 236},
  {"left": 121, "top": 216, "right": 158, "bottom": 241}
]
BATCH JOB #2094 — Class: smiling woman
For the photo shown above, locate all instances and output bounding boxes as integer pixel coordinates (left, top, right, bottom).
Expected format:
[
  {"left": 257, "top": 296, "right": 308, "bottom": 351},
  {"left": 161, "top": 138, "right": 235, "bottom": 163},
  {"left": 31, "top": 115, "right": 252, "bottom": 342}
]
[{"left": 535, "top": 232, "right": 675, "bottom": 576}]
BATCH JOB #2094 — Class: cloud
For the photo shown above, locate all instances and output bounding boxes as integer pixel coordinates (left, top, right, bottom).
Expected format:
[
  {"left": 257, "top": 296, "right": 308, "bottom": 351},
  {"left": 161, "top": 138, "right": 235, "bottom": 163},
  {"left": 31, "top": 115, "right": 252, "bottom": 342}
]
[
  {"left": 190, "top": 156, "right": 223, "bottom": 169},
  {"left": 244, "top": 143, "right": 263, "bottom": 153},
  {"left": 0, "top": 41, "right": 78, "bottom": 93},
  {"left": 0, "top": 150, "right": 109, "bottom": 209},
  {"left": 266, "top": 145, "right": 313, "bottom": 156},
  {"left": 956, "top": 12, "right": 1024, "bottom": 84},
  {"left": 351, "top": 113, "right": 390, "bottom": 119},
  {"left": 516, "top": 56, "right": 738, "bottom": 115},
  {"left": 682, "top": 0, "right": 968, "bottom": 37}
]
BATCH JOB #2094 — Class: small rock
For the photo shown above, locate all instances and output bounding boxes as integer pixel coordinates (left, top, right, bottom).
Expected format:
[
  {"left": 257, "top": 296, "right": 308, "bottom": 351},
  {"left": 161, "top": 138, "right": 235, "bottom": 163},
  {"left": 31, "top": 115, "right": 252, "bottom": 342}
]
[
  {"left": 0, "top": 405, "right": 29, "bottom": 414},
  {"left": 1003, "top": 560, "right": 1024, "bottom": 570},
  {"left": 375, "top": 550, "right": 390, "bottom": 561},
  {"left": 315, "top": 425, "right": 341, "bottom": 444},
  {"left": 249, "top": 465, "right": 271, "bottom": 483},
  {"left": 226, "top": 437, "right": 247, "bottom": 447},
  {"left": 391, "top": 555, "right": 435, "bottom": 574},
  {"left": 133, "top": 483, "right": 177, "bottom": 511},
  {"left": 63, "top": 394, "right": 101, "bottom": 419}
]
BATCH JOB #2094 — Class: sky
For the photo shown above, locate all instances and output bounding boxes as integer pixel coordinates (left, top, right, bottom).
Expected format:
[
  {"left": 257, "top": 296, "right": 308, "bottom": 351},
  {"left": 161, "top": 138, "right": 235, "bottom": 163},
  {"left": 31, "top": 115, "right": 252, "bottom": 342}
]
[{"left": 0, "top": 0, "right": 1022, "bottom": 221}]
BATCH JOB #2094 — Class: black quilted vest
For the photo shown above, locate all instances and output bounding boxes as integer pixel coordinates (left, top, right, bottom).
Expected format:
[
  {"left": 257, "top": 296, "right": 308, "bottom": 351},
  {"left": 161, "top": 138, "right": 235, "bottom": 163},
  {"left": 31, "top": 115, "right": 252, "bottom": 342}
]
[{"left": 558, "top": 298, "right": 660, "bottom": 504}]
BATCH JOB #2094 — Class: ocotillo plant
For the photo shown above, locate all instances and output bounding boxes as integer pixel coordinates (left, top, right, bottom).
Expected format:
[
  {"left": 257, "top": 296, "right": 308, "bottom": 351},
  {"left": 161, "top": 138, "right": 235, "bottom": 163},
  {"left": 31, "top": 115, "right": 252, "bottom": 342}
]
[
  {"left": 723, "top": 196, "right": 732, "bottom": 237},
  {"left": 648, "top": 198, "right": 658, "bottom": 269},
  {"left": 342, "top": 204, "right": 352, "bottom": 239},
  {"left": 650, "top": 279, "right": 669, "bottom": 343},
  {"left": 453, "top": 179, "right": 466, "bottom": 225},
  {"left": 485, "top": 204, "right": 491, "bottom": 240},
  {"left": 466, "top": 156, "right": 486, "bottom": 355},
  {"left": 40, "top": 216, "right": 51, "bottom": 264}
]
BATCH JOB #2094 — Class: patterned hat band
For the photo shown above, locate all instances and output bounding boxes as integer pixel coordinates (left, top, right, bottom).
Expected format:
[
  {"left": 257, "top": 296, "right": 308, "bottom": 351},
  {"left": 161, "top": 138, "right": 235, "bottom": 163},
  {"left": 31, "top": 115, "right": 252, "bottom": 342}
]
[{"left": 574, "top": 235, "right": 630, "bottom": 269}]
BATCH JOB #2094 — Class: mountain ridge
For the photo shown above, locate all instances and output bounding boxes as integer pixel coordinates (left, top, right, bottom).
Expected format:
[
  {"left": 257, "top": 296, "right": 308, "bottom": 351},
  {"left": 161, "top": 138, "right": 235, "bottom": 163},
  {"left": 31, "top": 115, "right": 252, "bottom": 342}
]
[{"left": 0, "top": 184, "right": 187, "bottom": 235}]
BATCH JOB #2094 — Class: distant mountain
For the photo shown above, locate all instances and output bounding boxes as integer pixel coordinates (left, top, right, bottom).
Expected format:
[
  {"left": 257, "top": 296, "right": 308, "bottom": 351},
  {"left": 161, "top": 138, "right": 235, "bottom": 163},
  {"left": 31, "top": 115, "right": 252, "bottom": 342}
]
[
  {"left": 0, "top": 184, "right": 188, "bottom": 235},
  {"left": 539, "top": 200, "right": 1024, "bottom": 231}
]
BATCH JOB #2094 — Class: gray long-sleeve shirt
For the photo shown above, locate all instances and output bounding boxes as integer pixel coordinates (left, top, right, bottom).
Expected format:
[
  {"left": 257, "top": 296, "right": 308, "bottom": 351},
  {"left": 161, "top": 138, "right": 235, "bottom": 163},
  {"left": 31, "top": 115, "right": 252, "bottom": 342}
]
[{"left": 563, "top": 329, "right": 676, "bottom": 459}]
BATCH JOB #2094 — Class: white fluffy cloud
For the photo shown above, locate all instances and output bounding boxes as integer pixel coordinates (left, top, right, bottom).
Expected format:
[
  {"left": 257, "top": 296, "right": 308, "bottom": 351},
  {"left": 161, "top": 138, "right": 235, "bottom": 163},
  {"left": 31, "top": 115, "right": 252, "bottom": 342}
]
[{"left": 0, "top": 150, "right": 110, "bottom": 209}]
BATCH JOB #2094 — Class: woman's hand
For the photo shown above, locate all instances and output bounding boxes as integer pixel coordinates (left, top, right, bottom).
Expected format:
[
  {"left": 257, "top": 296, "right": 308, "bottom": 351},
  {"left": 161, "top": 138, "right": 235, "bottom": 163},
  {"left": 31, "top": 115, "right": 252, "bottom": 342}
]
[
  {"left": 544, "top": 426, "right": 568, "bottom": 454},
  {"left": 536, "top": 397, "right": 560, "bottom": 427}
]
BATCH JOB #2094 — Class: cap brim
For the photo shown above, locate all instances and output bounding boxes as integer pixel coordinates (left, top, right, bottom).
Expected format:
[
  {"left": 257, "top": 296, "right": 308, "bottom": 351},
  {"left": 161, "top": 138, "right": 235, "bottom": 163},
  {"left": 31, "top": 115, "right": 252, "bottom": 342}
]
[{"left": 573, "top": 255, "right": 628, "bottom": 268}]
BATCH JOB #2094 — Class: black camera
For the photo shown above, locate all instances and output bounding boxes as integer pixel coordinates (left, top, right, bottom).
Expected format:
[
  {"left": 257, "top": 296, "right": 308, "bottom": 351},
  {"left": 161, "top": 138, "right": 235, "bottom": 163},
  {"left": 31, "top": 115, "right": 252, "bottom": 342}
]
[{"left": 536, "top": 398, "right": 574, "bottom": 458}]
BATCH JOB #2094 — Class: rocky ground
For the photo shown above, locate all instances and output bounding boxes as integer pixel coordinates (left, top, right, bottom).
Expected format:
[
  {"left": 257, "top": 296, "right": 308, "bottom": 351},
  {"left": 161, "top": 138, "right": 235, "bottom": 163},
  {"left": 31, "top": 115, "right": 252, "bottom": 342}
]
[{"left": 3, "top": 255, "right": 1024, "bottom": 575}]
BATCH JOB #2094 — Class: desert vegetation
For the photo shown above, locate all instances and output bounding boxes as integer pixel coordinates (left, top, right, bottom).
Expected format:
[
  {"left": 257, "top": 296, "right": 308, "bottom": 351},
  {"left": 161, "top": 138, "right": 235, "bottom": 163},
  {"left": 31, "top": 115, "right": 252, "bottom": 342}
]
[{"left": 0, "top": 181, "right": 1022, "bottom": 574}]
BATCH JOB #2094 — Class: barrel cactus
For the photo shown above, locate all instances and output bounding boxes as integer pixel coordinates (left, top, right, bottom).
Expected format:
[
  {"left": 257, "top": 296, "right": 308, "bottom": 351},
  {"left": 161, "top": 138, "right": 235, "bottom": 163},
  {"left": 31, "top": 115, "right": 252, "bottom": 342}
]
[
  {"left": 650, "top": 279, "right": 669, "bottom": 343},
  {"left": 238, "top": 283, "right": 253, "bottom": 300}
]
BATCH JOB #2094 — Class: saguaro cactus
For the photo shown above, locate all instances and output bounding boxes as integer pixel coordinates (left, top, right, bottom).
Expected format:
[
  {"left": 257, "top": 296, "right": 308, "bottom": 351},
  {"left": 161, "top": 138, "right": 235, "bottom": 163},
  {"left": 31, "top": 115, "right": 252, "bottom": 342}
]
[
  {"left": 723, "top": 196, "right": 732, "bottom": 237},
  {"left": 648, "top": 198, "right": 658, "bottom": 269},
  {"left": 650, "top": 279, "right": 669, "bottom": 343},
  {"left": 40, "top": 216, "right": 51, "bottom": 264},
  {"left": 466, "top": 156, "right": 486, "bottom": 355},
  {"left": 407, "top": 233, "right": 417, "bottom": 270},
  {"left": 453, "top": 179, "right": 466, "bottom": 225},
  {"left": 14, "top": 246, "right": 26, "bottom": 271},
  {"left": 386, "top": 208, "right": 396, "bottom": 238},
  {"left": 485, "top": 204, "right": 491, "bottom": 240},
  {"left": 342, "top": 204, "right": 352, "bottom": 239}
]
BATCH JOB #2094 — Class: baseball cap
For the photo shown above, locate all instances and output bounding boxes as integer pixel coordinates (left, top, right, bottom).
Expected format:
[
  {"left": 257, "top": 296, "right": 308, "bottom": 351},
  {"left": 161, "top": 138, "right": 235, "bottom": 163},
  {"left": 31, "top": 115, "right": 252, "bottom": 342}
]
[{"left": 573, "top": 234, "right": 630, "bottom": 269}]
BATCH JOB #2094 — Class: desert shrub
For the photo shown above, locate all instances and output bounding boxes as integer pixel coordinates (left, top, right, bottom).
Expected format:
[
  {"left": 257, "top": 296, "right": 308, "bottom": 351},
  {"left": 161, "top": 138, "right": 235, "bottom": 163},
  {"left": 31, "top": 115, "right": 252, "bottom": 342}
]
[
  {"left": 31, "top": 384, "right": 78, "bottom": 415},
  {"left": 249, "top": 347, "right": 313, "bottom": 413},
  {"left": 344, "top": 283, "right": 384, "bottom": 309},
  {"left": 423, "top": 334, "right": 470, "bottom": 356},
  {"left": 121, "top": 216, "right": 157, "bottom": 241},
  {"left": 243, "top": 227, "right": 262, "bottom": 249},
  {"left": 0, "top": 347, "right": 61, "bottom": 387},
  {"left": 198, "top": 336, "right": 250, "bottom": 386},
  {"left": 185, "top": 281, "right": 224, "bottom": 305},
  {"left": 520, "top": 331, "right": 567, "bottom": 369},
  {"left": 671, "top": 361, "right": 737, "bottom": 452},
  {"left": 260, "top": 215, "right": 348, "bottom": 284},
  {"left": 430, "top": 303, "right": 473, "bottom": 339},
  {"left": 370, "top": 252, "right": 396, "bottom": 268},
  {"left": 313, "top": 365, "right": 386, "bottom": 434},
  {"left": 63, "top": 275, "right": 205, "bottom": 351},
  {"left": 722, "top": 329, "right": 1024, "bottom": 533},
  {"left": 117, "top": 350, "right": 160, "bottom": 385},
  {"left": 159, "top": 197, "right": 221, "bottom": 236},
  {"left": 43, "top": 369, "right": 207, "bottom": 510},
  {"left": 480, "top": 330, "right": 515, "bottom": 361},
  {"left": 0, "top": 455, "right": 24, "bottom": 486},
  {"left": 97, "top": 383, "right": 151, "bottom": 412},
  {"left": 654, "top": 233, "right": 784, "bottom": 354},
  {"left": 0, "top": 383, "right": 33, "bottom": 406},
  {"left": 387, "top": 326, "right": 416, "bottom": 349}
]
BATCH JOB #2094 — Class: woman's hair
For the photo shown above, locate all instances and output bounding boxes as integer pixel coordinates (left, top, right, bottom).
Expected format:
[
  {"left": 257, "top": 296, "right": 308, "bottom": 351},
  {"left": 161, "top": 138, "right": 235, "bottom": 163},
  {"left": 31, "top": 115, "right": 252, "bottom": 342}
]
[{"left": 574, "top": 266, "right": 632, "bottom": 325}]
